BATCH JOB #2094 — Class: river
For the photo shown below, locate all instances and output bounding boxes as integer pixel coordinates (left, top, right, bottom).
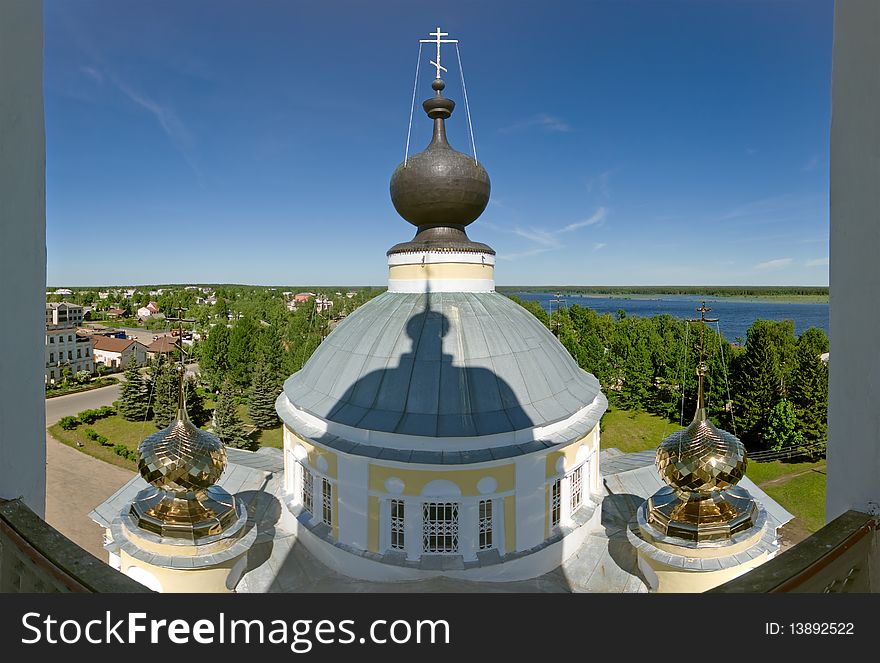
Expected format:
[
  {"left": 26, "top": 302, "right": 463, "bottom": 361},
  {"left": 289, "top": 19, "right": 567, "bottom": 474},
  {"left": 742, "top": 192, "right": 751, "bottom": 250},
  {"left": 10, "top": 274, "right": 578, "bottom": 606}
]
[{"left": 513, "top": 293, "right": 829, "bottom": 343}]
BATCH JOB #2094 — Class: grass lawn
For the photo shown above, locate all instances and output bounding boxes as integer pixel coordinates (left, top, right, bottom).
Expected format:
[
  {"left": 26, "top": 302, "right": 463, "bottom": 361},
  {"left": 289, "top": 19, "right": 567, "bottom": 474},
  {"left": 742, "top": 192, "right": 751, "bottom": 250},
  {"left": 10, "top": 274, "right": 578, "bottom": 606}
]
[
  {"left": 746, "top": 459, "right": 827, "bottom": 535},
  {"left": 49, "top": 416, "right": 145, "bottom": 471},
  {"left": 600, "top": 407, "right": 680, "bottom": 453}
]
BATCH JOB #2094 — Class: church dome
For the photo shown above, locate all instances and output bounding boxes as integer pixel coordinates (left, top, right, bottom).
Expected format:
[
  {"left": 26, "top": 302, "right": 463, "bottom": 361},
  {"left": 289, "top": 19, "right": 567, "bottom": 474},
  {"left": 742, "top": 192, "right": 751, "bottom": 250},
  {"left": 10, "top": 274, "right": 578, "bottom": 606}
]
[
  {"left": 390, "top": 79, "right": 490, "bottom": 230},
  {"left": 282, "top": 291, "right": 601, "bottom": 438}
]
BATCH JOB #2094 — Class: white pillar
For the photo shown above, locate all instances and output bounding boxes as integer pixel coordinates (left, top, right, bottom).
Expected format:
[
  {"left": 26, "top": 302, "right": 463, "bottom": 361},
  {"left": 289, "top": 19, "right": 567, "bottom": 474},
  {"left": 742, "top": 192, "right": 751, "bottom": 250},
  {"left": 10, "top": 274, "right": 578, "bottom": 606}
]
[
  {"left": 0, "top": 0, "right": 46, "bottom": 516},
  {"left": 405, "top": 498, "right": 422, "bottom": 561},
  {"left": 493, "top": 498, "right": 505, "bottom": 555},
  {"left": 514, "top": 455, "right": 546, "bottom": 551},
  {"left": 336, "top": 455, "right": 368, "bottom": 549},
  {"left": 826, "top": 0, "right": 880, "bottom": 521},
  {"left": 460, "top": 501, "right": 478, "bottom": 561}
]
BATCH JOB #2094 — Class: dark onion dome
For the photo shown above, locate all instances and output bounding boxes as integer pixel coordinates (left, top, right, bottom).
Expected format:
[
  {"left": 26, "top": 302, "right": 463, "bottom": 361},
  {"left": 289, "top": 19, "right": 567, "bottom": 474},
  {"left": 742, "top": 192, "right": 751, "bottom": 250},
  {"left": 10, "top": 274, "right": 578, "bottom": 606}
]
[{"left": 389, "top": 78, "right": 493, "bottom": 255}]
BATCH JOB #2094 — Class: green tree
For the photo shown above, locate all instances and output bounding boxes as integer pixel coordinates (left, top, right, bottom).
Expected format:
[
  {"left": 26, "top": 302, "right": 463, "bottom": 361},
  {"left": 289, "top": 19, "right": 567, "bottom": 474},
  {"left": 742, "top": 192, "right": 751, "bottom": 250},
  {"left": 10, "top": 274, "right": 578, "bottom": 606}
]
[
  {"left": 184, "top": 376, "right": 210, "bottom": 427},
  {"left": 213, "top": 381, "right": 253, "bottom": 449},
  {"left": 118, "top": 356, "right": 149, "bottom": 421},
  {"left": 765, "top": 399, "right": 805, "bottom": 452},
  {"left": 248, "top": 360, "right": 280, "bottom": 429},
  {"left": 732, "top": 323, "right": 784, "bottom": 449},
  {"left": 789, "top": 328, "right": 829, "bottom": 449},
  {"left": 227, "top": 315, "right": 258, "bottom": 389},
  {"left": 199, "top": 323, "right": 230, "bottom": 391},
  {"left": 150, "top": 357, "right": 178, "bottom": 429}
]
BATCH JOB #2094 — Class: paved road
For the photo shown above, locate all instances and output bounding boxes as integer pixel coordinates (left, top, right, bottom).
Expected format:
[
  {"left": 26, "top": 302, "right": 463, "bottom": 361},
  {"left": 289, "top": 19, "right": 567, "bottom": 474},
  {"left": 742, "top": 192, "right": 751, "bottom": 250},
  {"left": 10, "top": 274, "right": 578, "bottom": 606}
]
[
  {"left": 46, "top": 383, "right": 122, "bottom": 424},
  {"left": 44, "top": 384, "right": 133, "bottom": 560}
]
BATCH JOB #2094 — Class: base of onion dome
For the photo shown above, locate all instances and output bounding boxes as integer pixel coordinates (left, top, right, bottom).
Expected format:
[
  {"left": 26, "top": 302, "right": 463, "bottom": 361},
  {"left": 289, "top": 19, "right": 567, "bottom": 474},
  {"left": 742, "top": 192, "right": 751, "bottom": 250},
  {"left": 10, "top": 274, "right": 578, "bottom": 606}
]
[
  {"left": 129, "top": 484, "right": 239, "bottom": 542},
  {"left": 646, "top": 485, "right": 758, "bottom": 542}
]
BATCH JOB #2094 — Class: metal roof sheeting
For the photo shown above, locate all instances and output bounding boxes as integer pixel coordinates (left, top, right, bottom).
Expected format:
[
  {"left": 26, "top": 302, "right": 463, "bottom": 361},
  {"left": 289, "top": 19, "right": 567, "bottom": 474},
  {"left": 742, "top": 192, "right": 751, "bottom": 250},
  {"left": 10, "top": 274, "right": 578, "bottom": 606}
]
[{"left": 283, "top": 291, "right": 602, "bottom": 437}]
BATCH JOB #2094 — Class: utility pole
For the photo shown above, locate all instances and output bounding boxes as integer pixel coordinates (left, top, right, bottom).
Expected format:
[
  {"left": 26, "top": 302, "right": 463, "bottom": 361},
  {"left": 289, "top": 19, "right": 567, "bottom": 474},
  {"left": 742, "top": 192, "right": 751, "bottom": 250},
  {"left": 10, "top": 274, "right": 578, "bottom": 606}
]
[{"left": 549, "top": 291, "right": 564, "bottom": 336}]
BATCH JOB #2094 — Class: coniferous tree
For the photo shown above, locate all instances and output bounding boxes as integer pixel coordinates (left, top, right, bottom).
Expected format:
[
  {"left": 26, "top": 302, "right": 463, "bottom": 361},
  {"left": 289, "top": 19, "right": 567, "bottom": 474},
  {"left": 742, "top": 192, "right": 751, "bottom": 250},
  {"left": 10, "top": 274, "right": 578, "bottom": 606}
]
[
  {"left": 789, "top": 328, "right": 829, "bottom": 449},
  {"left": 227, "top": 315, "right": 258, "bottom": 389},
  {"left": 198, "top": 323, "right": 230, "bottom": 391},
  {"left": 247, "top": 360, "right": 280, "bottom": 429},
  {"left": 213, "top": 381, "right": 252, "bottom": 449},
  {"left": 150, "top": 357, "right": 178, "bottom": 429},
  {"left": 118, "top": 356, "right": 149, "bottom": 421},
  {"left": 184, "top": 376, "right": 210, "bottom": 427},
  {"left": 732, "top": 323, "right": 784, "bottom": 449}
]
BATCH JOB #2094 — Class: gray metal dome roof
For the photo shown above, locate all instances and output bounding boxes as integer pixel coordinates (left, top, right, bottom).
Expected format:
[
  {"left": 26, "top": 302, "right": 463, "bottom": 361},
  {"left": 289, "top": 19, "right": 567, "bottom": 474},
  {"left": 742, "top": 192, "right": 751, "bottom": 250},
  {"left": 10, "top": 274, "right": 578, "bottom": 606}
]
[{"left": 282, "top": 291, "right": 601, "bottom": 437}]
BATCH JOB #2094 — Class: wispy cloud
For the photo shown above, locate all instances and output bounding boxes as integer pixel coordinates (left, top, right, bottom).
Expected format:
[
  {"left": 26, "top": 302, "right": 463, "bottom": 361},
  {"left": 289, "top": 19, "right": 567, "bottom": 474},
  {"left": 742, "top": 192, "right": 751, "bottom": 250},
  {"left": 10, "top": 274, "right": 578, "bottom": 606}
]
[
  {"left": 491, "top": 208, "right": 607, "bottom": 260},
  {"left": 754, "top": 258, "right": 793, "bottom": 271},
  {"left": 110, "top": 79, "right": 202, "bottom": 182},
  {"left": 498, "top": 113, "right": 572, "bottom": 134},
  {"left": 80, "top": 66, "right": 103, "bottom": 84},
  {"left": 745, "top": 147, "right": 759, "bottom": 156},
  {"left": 496, "top": 247, "right": 555, "bottom": 261},
  {"left": 806, "top": 257, "right": 829, "bottom": 267},
  {"left": 585, "top": 168, "right": 619, "bottom": 199},
  {"left": 803, "top": 154, "right": 819, "bottom": 171},
  {"left": 593, "top": 242, "right": 607, "bottom": 251}
]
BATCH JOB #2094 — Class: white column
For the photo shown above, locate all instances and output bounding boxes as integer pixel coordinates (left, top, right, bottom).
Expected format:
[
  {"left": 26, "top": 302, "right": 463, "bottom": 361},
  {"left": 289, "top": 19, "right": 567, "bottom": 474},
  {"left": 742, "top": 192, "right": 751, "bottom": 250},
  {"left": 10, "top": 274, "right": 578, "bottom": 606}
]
[
  {"left": 336, "top": 454, "right": 368, "bottom": 549},
  {"left": 514, "top": 455, "right": 546, "bottom": 551},
  {"left": 405, "top": 498, "right": 422, "bottom": 561},
  {"left": 560, "top": 474, "right": 572, "bottom": 525},
  {"left": 0, "top": 1, "right": 46, "bottom": 516},
  {"left": 493, "top": 498, "right": 505, "bottom": 555},
  {"left": 827, "top": 0, "right": 880, "bottom": 521},
  {"left": 460, "top": 500, "right": 478, "bottom": 561}
]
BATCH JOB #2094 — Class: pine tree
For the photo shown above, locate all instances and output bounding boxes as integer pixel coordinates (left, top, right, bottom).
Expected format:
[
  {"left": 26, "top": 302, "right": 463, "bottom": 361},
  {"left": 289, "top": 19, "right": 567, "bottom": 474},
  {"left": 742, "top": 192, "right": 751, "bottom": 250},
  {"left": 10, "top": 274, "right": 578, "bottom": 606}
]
[
  {"left": 789, "top": 329, "right": 829, "bottom": 449},
  {"left": 248, "top": 360, "right": 280, "bottom": 429},
  {"left": 184, "top": 376, "right": 210, "bottom": 427},
  {"left": 732, "top": 323, "right": 783, "bottom": 449},
  {"left": 118, "top": 355, "right": 149, "bottom": 421},
  {"left": 213, "top": 381, "right": 252, "bottom": 449},
  {"left": 765, "top": 399, "right": 804, "bottom": 452},
  {"left": 150, "top": 357, "right": 178, "bottom": 429}
]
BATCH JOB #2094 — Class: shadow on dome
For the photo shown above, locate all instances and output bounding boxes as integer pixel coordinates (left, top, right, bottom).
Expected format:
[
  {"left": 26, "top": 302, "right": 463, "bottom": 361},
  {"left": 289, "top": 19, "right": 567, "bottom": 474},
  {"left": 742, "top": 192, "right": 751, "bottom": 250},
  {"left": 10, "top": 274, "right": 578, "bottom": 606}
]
[{"left": 324, "top": 291, "right": 535, "bottom": 438}]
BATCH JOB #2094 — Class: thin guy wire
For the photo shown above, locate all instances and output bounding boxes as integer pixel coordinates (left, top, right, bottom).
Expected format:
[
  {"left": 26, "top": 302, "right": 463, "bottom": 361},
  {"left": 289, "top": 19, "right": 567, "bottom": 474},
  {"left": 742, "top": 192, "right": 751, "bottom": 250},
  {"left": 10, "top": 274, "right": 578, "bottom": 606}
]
[
  {"left": 454, "top": 42, "right": 478, "bottom": 162},
  {"left": 715, "top": 320, "right": 738, "bottom": 436},
  {"left": 404, "top": 43, "right": 423, "bottom": 167}
]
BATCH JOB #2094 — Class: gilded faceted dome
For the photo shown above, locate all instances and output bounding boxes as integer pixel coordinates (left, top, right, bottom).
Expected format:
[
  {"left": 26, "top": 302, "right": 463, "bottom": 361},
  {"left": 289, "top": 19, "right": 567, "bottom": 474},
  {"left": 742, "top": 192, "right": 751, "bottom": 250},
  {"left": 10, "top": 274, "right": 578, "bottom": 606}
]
[
  {"left": 390, "top": 79, "right": 491, "bottom": 230},
  {"left": 137, "top": 409, "right": 228, "bottom": 493},
  {"left": 655, "top": 415, "right": 748, "bottom": 497}
]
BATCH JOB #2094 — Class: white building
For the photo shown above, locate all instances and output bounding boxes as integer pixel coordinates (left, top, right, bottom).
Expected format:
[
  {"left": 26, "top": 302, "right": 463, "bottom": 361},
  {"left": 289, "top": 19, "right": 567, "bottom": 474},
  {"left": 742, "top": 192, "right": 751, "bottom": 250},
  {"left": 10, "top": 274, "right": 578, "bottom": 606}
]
[
  {"left": 91, "top": 336, "right": 148, "bottom": 371},
  {"left": 45, "top": 303, "right": 93, "bottom": 382}
]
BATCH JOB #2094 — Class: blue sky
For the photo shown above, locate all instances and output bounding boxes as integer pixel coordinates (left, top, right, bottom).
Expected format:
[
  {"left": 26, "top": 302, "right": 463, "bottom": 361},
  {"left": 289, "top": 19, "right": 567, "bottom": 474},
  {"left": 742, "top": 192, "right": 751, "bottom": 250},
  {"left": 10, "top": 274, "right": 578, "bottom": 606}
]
[{"left": 45, "top": 0, "right": 832, "bottom": 287}]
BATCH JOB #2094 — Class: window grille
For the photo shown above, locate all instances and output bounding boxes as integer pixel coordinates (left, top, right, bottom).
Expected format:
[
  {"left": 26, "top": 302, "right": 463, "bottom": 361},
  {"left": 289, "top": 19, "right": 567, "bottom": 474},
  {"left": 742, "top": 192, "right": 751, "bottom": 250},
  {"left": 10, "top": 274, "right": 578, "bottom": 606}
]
[
  {"left": 570, "top": 465, "right": 583, "bottom": 514},
  {"left": 478, "top": 500, "right": 493, "bottom": 550},
  {"left": 322, "top": 478, "right": 332, "bottom": 526},
  {"left": 551, "top": 479, "right": 561, "bottom": 528},
  {"left": 390, "top": 500, "right": 405, "bottom": 550},
  {"left": 422, "top": 502, "right": 459, "bottom": 553},
  {"left": 301, "top": 465, "right": 313, "bottom": 514}
]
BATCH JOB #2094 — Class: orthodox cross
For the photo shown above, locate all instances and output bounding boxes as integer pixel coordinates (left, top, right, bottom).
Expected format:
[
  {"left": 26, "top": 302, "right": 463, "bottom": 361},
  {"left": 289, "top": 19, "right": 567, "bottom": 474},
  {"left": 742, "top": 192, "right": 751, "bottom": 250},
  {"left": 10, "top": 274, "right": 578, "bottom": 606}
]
[
  {"left": 420, "top": 26, "right": 458, "bottom": 79},
  {"left": 687, "top": 301, "right": 720, "bottom": 407},
  {"left": 166, "top": 305, "right": 196, "bottom": 406}
]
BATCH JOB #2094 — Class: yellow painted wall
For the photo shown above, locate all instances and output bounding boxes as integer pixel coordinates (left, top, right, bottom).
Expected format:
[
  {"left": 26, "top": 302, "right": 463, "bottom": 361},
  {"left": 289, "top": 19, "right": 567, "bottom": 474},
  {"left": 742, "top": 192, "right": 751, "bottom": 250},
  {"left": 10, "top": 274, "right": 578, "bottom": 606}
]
[
  {"left": 286, "top": 426, "right": 338, "bottom": 479},
  {"left": 388, "top": 262, "right": 494, "bottom": 281},
  {"left": 545, "top": 424, "right": 599, "bottom": 479},
  {"left": 368, "top": 462, "right": 514, "bottom": 496},
  {"left": 504, "top": 495, "right": 516, "bottom": 553},
  {"left": 367, "top": 496, "right": 379, "bottom": 553}
]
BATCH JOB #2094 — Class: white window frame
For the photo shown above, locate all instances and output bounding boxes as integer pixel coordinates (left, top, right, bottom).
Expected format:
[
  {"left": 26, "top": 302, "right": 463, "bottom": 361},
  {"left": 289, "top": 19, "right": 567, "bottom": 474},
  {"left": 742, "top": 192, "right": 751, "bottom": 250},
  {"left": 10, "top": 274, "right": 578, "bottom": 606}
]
[
  {"left": 389, "top": 499, "right": 405, "bottom": 551},
  {"left": 321, "top": 477, "right": 332, "bottom": 526},
  {"left": 422, "top": 501, "right": 459, "bottom": 554},
  {"left": 551, "top": 478, "right": 562, "bottom": 529},
  {"left": 300, "top": 463, "right": 313, "bottom": 515},
  {"left": 570, "top": 464, "right": 583, "bottom": 515},
  {"left": 478, "top": 499, "right": 493, "bottom": 551}
]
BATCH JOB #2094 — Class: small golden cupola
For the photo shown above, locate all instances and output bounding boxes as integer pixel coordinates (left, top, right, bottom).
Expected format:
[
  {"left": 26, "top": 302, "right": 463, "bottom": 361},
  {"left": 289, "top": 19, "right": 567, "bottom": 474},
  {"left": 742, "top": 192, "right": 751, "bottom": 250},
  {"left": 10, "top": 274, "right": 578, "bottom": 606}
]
[
  {"left": 129, "top": 363, "right": 238, "bottom": 542},
  {"left": 647, "top": 302, "right": 758, "bottom": 542}
]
